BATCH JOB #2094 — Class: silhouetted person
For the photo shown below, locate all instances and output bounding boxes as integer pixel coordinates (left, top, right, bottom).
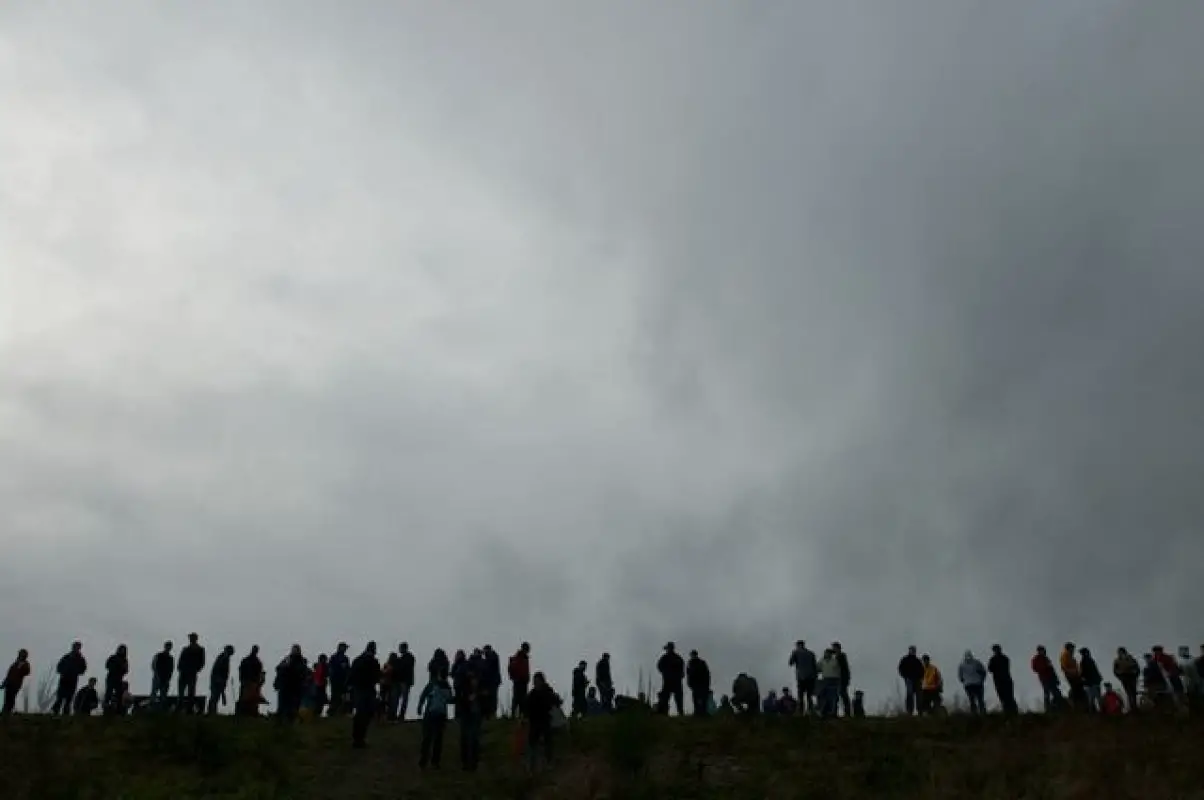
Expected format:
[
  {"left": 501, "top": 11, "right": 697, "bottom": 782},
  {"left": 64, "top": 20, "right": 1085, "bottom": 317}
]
[
  {"left": 151, "top": 641, "right": 174, "bottom": 707},
  {"left": 897, "top": 646, "right": 924, "bottom": 715},
  {"left": 1080, "top": 647, "right": 1103, "bottom": 712},
  {"left": 571, "top": 660, "right": 590, "bottom": 718},
  {"left": 789, "top": 640, "right": 818, "bottom": 714},
  {"left": 384, "top": 646, "right": 404, "bottom": 721},
  {"left": 525, "top": 672, "right": 558, "bottom": 771},
  {"left": 450, "top": 650, "right": 469, "bottom": 702},
  {"left": 1031, "top": 645, "right": 1062, "bottom": 712},
  {"left": 457, "top": 672, "right": 484, "bottom": 771},
  {"left": 208, "top": 645, "right": 235, "bottom": 715},
  {"left": 852, "top": 690, "right": 866, "bottom": 718},
  {"left": 657, "top": 642, "right": 685, "bottom": 715},
  {"left": 1152, "top": 646, "right": 1183, "bottom": 696},
  {"left": 833, "top": 642, "right": 852, "bottom": 716},
  {"left": 595, "top": 653, "right": 614, "bottom": 711},
  {"left": 988, "top": 644, "right": 1018, "bottom": 714},
  {"left": 238, "top": 645, "right": 263, "bottom": 716},
  {"left": 390, "top": 643, "right": 414, "bottom": 720},
  {"left": 74, "top": 677, "right": 99, "bottom": 716},
  {"left": 1113, "top": 647, "right": 1140, "bottom": 711},
  {"left": 177, "top": 633, "right": 206, "bottom": 713},
  {"left": 1, "top": 649, "right": 30, "bottom": 715},
  {"left": 958, "top": 650, "right": 987, "bottom": 715},
  {"left": 1060, "top": 642, "right": 1085, "bottom": 711},
  {"left": 417, "top": 673, "right": 453, "bottom": 769},
  {"left": 312, "top": 654, "right": 329, "bottom": 718},
  {"left": 686, "top": 650, "right": 711, "bottom": 716},
  {"left": 328, "top": 643, "right": 350, "bottom": 715},
  {"left": 480, "top": 644, "right": 500, "bottom": 719},
  {"left": 350, "top": 641, "right": 381, "bottom": 748},
  {"left": 275, "top": 644, "right": 307, "bottom": 722},
  {"left": 103, "top": 645, "right": 129, "bottom": 716},
  {"left": 732, "top": 672, "right": 761, "bottom": 716},
  {"left": 53, "top": 641, "right": 87, "bottom": 715},
  {"left": 818, "top": 649, "right": 842, "bottom": 717},
  {"left": 508, "top": 642, "right": 530, "bottom": 717},
  {"left": 1143, "top": 652, "right": 1169, "bottom": 708}
]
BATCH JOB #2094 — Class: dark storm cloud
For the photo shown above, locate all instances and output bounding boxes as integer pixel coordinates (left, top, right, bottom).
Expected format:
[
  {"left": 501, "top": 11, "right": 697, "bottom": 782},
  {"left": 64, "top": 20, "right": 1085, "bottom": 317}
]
[{"left": 2, "top": 1, "right": 1202, "bottom": 708}]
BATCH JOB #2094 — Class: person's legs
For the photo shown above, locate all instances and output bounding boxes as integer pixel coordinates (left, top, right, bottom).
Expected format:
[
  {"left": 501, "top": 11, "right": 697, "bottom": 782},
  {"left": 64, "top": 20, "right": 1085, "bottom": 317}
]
[
  {"left": 904, "top": 680, "right": 917, "bottom": 715},
  {"left": 1085, "top": 684, "right": 1101, "bottom": 712},
  {"left": 1120, "top": 677, "right": 1138, "bottom": 711},
  {"left": 839, "top": 683, "right": 852, "bottom": 717},
  {"left": 352, "top": 689, "right": 374, "bottom": 746},
  {"left": 397, "top": 684, "right": 411, "bottom": 721},
  {"left": 512, "top": 680, "right": 528, "bottom": 718},
  {"left": 672, "top": 685, "right": 684, "bottom": 716},
  {"left": 1, "top": 688, "right": 17, "bottom": 715}
]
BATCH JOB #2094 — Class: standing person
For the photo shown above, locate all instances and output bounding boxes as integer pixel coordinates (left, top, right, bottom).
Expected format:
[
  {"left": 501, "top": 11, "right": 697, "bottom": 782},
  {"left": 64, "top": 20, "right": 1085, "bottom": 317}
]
[
  {"left": 958, "top": 650, "right": 987, "bottom": 714},
  {"left": 207, "top": 645, "right": 235, "bottom": 715},
  {"left": 177, "top": 633, "right": 206, "bottom": 714},
  {"left": 987, "top": 645, "right": 1018, "bottom": 715},
  {"left": 525, "top": 672, "right": 558, "bottom": 772},
  {"left": 384, "top": 646, "right": 403, "bottom": 721},
  {"left": 480, "top": 645, "right": 500, "bottom": 719},
  {"left": 1079, "top": 647, "right": 1103, "bottom": 712},
  {"left": 1031, "top": 646, "right": 1062, "bottom": 712},
  {"left": 1152, "top": 646, "right": 1184, "bottom": 697},
  {"left": 1060, "top": 643, "right": 1084, "bottom": 711},
  {"left": 833, "top": 643, "right": 852, "bottom": 717},
  {"left": 312, "top": 654, "right": 329, "bottom": 718},
  {"left": 818, "top": 649, "right": 842, "bottom": 718},
  {"left": 1177, "top": 646, "right": 1199, "bottom": 698},
  {"left": 74, "top": 677, "right": 100, "bottom": 716},
  {"left": 275, "top": 645, "right": 308, "bottom": 722},
  {"left": 1, "top": 649, "right": 31, "bottom": 715},
  {"left": 349, "top": 641, "right": 381, "bottom": 749},
  {"left": 920, "top": 654, "right": 943, "bottom": 714},
  {"left": 103, "top": 645, "right": 129, "bottom": 716},
  {"left": 656, "top": 642, "right": 685, "bottom": 715},
  {"left": 789, "top": 640, "right": 818, "bottom": 715},
  {"left": 396, "top": 643, "right": 417, "bottom": 721},
  {"left": 457, "top": 672, "right": 485, "bottom": 771},
  {"left": 1112, "top": 647, "right": 1140, "bottom": 711},
  {"left": 686, "top": 649, "right": 711, "bottom": 717},
  {"left": 238, "top": 645, "right": 263, "bottom": 717},
  {"left": 429, "top": 648, "right": 450, "bottom": 683},
  {"left": 896, "top": 646, "right": 924, "bottom": 716},
  {"left": 417, "top": 671, "right": 453, "bottom": 769},
  {"left": 327, "top": 643, "right": 350, "bottom": 716},
  {"left": 151, "top": 642, "right": 174, "bottom": 708},
  {"left": 53, "top": 642, "right": 87, "bottom": 716},
  {"left": 595, "top": 653, "right": 615, "bottom": 711},
  {"left": 570, "top": 661, "right": 590, "bottom": 719},
  {"left": 1143, "top": 652, "right": 1169, "bottom": 708},
  {"left": 508, "top": 642, "right": 531, "bottom": 717}
]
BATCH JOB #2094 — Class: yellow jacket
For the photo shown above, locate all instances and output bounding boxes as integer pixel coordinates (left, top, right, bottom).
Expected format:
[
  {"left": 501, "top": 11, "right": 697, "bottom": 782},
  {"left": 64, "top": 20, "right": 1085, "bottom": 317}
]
[
  {"left": 1060, "top": 650, "right": 1080, "bottom": 678},
  {"left": 921, "top": 663, "right": 943, "bottom": 691}
]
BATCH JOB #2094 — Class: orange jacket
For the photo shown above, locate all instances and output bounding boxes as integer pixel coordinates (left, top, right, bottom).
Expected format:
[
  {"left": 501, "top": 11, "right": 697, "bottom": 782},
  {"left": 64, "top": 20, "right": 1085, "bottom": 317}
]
[
  {"left": 921, "top": 663, "right": 943, "bottom": 691},
  {"left": 1060, "top": 650, "right": 1080, "bottom": 679}
]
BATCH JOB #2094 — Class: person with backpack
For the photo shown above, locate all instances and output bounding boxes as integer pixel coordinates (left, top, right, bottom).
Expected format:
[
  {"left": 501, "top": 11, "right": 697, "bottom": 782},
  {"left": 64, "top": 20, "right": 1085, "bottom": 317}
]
[
  {"left": 53, "top": 642, "right": 87, "bottom": 716},
  {"left": 417, "top": 671, "right": 453, "bottom": 769},
  {"left": 508, "top": 642, "right": 531, "bottom": 717}
]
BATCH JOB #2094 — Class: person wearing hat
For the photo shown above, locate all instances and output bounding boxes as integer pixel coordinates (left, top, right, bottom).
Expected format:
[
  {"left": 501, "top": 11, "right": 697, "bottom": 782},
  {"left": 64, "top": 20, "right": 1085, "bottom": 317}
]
[{"left": 656, "top": 642, "right": 686, "bottom": 715}]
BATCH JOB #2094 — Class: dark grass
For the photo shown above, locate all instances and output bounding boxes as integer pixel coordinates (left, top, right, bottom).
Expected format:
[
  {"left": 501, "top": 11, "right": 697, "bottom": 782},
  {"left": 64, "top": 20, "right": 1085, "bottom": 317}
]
[{"left": 2, "top": 711, "right": 1203, "bottom": 799}]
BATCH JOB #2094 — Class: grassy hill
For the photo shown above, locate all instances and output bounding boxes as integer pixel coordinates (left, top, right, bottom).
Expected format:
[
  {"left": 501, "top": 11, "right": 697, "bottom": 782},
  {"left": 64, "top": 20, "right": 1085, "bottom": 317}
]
[{"left": 1, "top": 711, "right": 1201, "bottom": 799}]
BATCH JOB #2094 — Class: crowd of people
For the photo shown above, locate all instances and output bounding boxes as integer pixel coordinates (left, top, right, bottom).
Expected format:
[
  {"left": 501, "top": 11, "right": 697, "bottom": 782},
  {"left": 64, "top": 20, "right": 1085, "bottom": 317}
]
[{"left": 3, "top": 635, "right": 1202, "bottom": 771}]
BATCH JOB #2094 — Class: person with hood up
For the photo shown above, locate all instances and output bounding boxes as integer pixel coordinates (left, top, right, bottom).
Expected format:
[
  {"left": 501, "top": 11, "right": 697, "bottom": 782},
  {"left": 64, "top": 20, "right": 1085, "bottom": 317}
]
[
  {"left": 327, "top": 643, "right": 351, "bottom": 716},
  {"left": 1, "top": 649, "right": 31, "bottom": 715},
  {"left": 789, "top": 640, "right": 818, "bottom": 715},
  {"left": 896, "top": 646, "right": 924, "bottom": 716},
  {"left": 920, "top": 654, "right": 943, "bottom": 714},
  {"left": 349, "top": 641, "right": 381, "bottom": 748},
  {"left": 103, "top": 645, "right": 129, "bottom": 716},
  {"left": 208, "top": 645, "right": 235, "bottom": 715},
  {"left": 686, "top": 649, "right": 712, "bottom": 717},
  {"left": 417, "top": 671, "right": 453, "bottom": 769},
  {"left": 656, "top": 642, "right": 686, "bottom": 716},
  {"left": 987, "top": 645, "right": 1018, "bottom": 715},
  {"left": 508, "top": 642, "right": 531, "bottom": 718},
  {"left": 1079, "top": 647, "right": 1103, "bottom": 712},
  {"left": 957, "top": 650, "right": 987, "bottom": 715},
  {"left": 1101, "top": 682, "right": 1124, "bottom": 716},
  {"left": 595, "top": 653, "right": 614, "bottom": 711},
  {"left": 177, "top": 633, "right": 206, "bottom": 714},
  {"left": 53, "top": 641, "right": 87, "bottom": 716},
  {"left": 1031, "top": 645, "right": 1062, "bottom": 712},
  {"left": 818, "top": 649, "right": 843, "bottom": 718},
  {"left": 150, "top": 641, "right": 174, "bottom": 708},
  {"left": 570, "top": 660, "right": 590, "bottom": 719},
  {"left": 1112, "top": 647, "right": 1140, "bottom": 711}
]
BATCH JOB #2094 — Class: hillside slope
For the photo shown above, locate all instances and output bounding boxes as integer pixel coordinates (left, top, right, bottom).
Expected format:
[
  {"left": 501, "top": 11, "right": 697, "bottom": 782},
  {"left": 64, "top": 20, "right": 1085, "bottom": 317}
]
[{"left": 1, "top": 712, "right": 1201, "bottom": 799}]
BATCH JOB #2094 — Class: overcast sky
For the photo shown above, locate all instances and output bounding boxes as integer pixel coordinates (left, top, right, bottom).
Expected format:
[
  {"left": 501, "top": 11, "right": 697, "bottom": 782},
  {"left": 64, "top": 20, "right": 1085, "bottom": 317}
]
[{"left": 2, "top": 1, "right": 1203, "bottom": 711}]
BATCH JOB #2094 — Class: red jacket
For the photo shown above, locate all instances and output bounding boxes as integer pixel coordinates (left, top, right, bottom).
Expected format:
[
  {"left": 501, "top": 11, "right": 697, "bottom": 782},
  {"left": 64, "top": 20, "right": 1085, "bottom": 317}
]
[
  {"left": 1031, "top": 654, "right": 1056, "bottom": 681},
  {"left": 508, "top": 652, "right": 530, "bottom": 683},
  {"left": 1102, "top": 690, "right": 1123, "bottom": 715},
  {"left": 1155, "top": 652, "right": 1180, "bottom": 677}
]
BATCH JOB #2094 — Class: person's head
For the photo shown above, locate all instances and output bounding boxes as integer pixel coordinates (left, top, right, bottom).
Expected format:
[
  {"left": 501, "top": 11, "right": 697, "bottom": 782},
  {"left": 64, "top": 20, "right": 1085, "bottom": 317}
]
[
  {"left": 366, "top": 641, "right": 377, "bottom": 656},
  {"left": 782, "top": 687, "right": 792, "bottom": 696},
  {"left": 1118, "top": 646, "right": 1128, "bottom": 656},
  {"left": 86, "top": 677, "right": 97, "bottom": 687},
  {"left": 454, "top": 649, "right": 466, "bottom": 662},
  {"left": 587, "top": 686, "right": 597, "bottom": 698},
  {"left": 577, "top": 660, "right": 587, "bottom": 669},
  {"left": 797, "top": 640, "right": 806, "bottom": 649},
  {"left": 602, "top": 652, "right": 610, "bottom": 661},
  {"left": 224, "top": 645, "right": 235, "bottom": 656},
  {"left": 71, "top": 641, "right": 82, "bottom": 653},
  {"left": 1064, "top": 642, "right": 1075, "bottom": 652},
  {"left": 1080, "top": 647, "right": 1092, "bottom": 657},
  {"left": 533, "top": 671, "right": 547, "bottom": 689},
  {"left": 1153, "top": 645, "right": 1164, "bottom": 654},
  {"left": 854, "top": 690, "right": 864, "bottom": 699},
  {"left": 1178, "top": 646, "right": 1190, "bottom": 658},
  {"left": 1036, "top": 645, "right": 1046, "bottom": 655},
  {"left": 964, "top": 650, "right": 973, "bottom": 660},
  {"left": 17, "top": 648, "right": 28, "bottom": 660},
  {"left": 520, "top": 642, "right": 530, "bottom": 654},
  {"left": 1144, "top": 653, "right": 1154, "bottom": 662},
  {"left": 991, "top": 644, "right": 1002, "bottom": 654},
  {"left": 251, "top": 644, "right": 260, "bottom": 656},
  {"left": 188, "top": 632, "right": 199, "bottom": 644},
  {"left": 482, "top": 644, "right": 491, "bottom": 654},
  {"left": 472, "top": 647, "right": 483, "bottom": 657},
  {"left": 908, "top": 645, "right": 917, "bottom": 655},
  {"left": 665, "top": 642, "right": 676, "bottom": 652},
  {"left": 832, "top": 642, "right": 842, "bottom": 652},
  {"left": 823, "top": 648, "right": 833, "bottom": 658},
  {"left": 116, "top": 644, "right": 127, "bottom": 656},
  {"left": 400, "top": 642, "right": 409, "bottom": 654},
  {"left": 1104, "top": 682, "right": 1113, "bottom": 691},
  {"left": 766, "top": 689, "right": 776, "bottom": 698},
  {"left": 336, "top": 642, "right": 347, "bottom": 654},
  {"left": 163, "top": 641, "right": 173, "bottom": 652},
  {"left": 290, "top": 643, "right": 302, "bottom": 656},
  {"left": 922, "top": 654, "right": 931, "bottom": 664},
  {"left": 690, "top": 649, "right": 699, "bottom": 658},
  {"left": 318, "top": 653, "right": 328, "bottom": 664}
]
